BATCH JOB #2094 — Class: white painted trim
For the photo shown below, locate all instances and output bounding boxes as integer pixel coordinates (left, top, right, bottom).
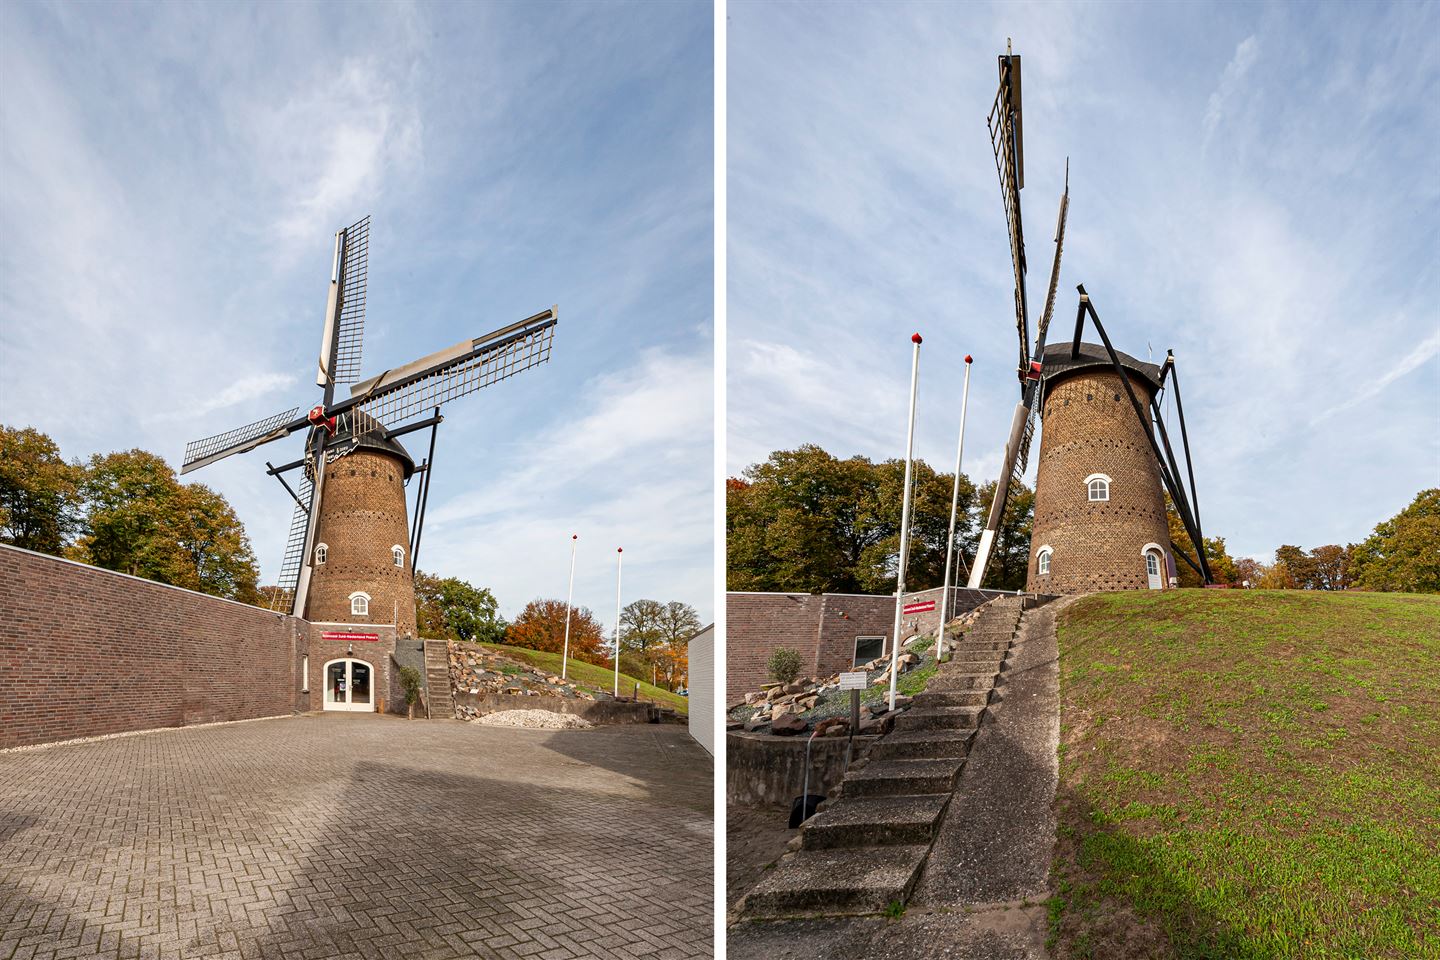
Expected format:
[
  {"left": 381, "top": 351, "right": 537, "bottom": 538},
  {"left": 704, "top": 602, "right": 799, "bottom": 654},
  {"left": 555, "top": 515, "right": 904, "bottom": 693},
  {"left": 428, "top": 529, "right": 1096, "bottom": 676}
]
[
  {"left": 1140, "top": 542, "right": 1164, "bottom": 557},
  {"left": 348, "top": 591, "right": 371, "bottom": 616},
  {"left": 1084, "top": 473, "right": 1113, "bottom": 485},
  {"left": 315, "top": 543, "right": 328, "bottom": 565},
  {"left": 391, "top": 544, "right": 405, "bottom": 567},
  {"left": 1036, "top": 544, "right": 1054, "bottom": 575},
  {"left": 301, "top": 655, "right": 309, "bottom": 692},
  {"left": 321, "top": 657, "right": 377, "bottom": 712}
]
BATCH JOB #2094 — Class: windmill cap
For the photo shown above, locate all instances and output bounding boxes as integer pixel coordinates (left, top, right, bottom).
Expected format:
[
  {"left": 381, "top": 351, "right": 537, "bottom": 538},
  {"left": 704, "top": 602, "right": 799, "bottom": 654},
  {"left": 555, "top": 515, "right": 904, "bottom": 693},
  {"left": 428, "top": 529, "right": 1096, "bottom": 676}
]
[
  {"left": 1037, "top": 342, "right": 1163, "bottom": 395},
  {"left": 320, "top": 410, "right": 417, "bottom": 479}
]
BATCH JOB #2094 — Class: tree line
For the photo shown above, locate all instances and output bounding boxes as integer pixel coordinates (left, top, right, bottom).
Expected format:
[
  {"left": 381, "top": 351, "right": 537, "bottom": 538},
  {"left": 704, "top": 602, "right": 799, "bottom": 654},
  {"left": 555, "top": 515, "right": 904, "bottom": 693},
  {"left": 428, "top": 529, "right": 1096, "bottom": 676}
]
[{"left": 727, "top": 444, "right": 1034, "bottom": 593}]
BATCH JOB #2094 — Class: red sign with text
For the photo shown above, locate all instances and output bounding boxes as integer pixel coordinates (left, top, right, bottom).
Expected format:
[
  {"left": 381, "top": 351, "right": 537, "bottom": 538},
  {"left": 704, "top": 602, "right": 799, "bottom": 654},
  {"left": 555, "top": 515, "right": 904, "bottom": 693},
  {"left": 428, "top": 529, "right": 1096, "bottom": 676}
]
[
  {"left": 902, "top": 600, "right": 936, "bottom": 615},
  {"left": 321, "top": 631, "right": 380, "bottom": 642}
]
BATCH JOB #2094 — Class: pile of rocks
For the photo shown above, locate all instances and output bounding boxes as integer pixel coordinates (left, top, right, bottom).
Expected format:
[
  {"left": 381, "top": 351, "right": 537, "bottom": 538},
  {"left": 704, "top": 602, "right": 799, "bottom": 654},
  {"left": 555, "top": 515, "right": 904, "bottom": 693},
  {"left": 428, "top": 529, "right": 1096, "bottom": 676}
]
[
  {"left": 447, "top": 641, "right": 596, "bottom": 702},
  {"left": 729, "top": 645, "right": 931, "bottom": 737},
  {"left": 474, "top": 709, "right": 593, "bottom": 730}
]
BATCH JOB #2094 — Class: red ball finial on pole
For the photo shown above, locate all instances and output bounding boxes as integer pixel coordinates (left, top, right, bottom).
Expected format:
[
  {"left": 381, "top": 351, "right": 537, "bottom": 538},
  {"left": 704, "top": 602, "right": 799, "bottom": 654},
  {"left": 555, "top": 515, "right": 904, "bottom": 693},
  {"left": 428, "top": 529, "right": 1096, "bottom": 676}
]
[
  {"left": 572, "top": 534, "right": 578, "bottom": 540},
  {"left": 911, "top": 333, "right": 923, "bottom": 344},
  {"left": 617, "top": 547, "right": 623, "bottom": 553},
  {"left": 965, "top": 354, "right": 973, "bottom": 364}
]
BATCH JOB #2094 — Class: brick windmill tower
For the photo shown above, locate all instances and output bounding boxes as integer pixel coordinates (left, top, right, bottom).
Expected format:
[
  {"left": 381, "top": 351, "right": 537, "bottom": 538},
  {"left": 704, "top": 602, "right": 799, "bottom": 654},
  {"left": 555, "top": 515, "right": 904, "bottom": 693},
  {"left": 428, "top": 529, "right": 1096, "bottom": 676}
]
[
  {"left": 968, "top": 47, "right": 1211, "bottom": 594},
  {"left": 180, "top": 217, "right": 557, "bottom": 708}
]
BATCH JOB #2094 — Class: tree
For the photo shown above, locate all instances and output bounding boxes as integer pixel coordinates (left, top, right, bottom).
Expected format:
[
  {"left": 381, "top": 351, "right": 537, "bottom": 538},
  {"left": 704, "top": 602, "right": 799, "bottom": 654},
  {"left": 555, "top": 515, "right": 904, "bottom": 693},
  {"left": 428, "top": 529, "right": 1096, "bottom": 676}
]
[
  {"left": 727, "top": 444, "right": 978, "bottom": 594},
  {"left": 1274, "top": 544, "right": 1319, "bottom": 590},
  {"left": 1352, "top": 489, "right": 1440, "bottom": 593},
  {"left": 73, "top": 449, "right": 259, "bottom": 602},
  {"left": 655, "top": 641, "right": 688, "bottom": 692},
  {"left": 1233, "top": 556, "right": 1269, "bottom": 588},
  {"left": 619, "top": 599, "right": 668, "bottom": 654},
  {"left": 1165, "top": 495, "right": 1237, "bottom": 586},
  {"left": 415, "top": 571, "right": 506, "bottom": 643},
  {"left": 1309, "top": 544, "right": 1356, "bottom": 591},
  {"left": 505, "top": 598, "right": 609, "bottom": 665},
  {"left": 0, "top": 425, "right": 82, "bottom": 554},
  {"left": 658, "top": 600, "right": 702, "bottom": 647}
]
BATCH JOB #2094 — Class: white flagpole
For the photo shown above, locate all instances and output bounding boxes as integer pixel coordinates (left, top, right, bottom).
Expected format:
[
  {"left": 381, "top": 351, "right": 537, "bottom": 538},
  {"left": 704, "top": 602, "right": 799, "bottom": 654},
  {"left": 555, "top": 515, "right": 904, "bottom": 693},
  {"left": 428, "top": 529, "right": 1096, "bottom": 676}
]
[
  {"left": 936, "top": 355, "right": 974, "bottom": 664},
  {"left": 889, "top": 333, "right": 923, "bottom": 712},
  {"left": 560, "top": 534, "right": 578, "bottom": 680},
  {"left": 612, "top": 547, "right": 624, "bottom": 697}
]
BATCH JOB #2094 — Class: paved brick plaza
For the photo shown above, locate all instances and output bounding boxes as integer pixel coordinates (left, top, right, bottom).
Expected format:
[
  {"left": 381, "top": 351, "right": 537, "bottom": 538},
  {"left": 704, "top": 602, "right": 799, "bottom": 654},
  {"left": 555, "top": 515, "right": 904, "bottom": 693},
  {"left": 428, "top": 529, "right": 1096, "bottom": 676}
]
[{"left": 0, "top": 714, "right": 713, "bottom": 959}]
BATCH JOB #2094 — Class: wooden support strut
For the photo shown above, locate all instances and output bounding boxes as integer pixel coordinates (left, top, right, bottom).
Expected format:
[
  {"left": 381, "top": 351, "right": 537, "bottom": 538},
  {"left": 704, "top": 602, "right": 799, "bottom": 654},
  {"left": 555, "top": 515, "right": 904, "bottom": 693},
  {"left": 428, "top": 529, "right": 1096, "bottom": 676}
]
[{"left": 1074, "top": 286, "right": 1213, "bottom": 584}]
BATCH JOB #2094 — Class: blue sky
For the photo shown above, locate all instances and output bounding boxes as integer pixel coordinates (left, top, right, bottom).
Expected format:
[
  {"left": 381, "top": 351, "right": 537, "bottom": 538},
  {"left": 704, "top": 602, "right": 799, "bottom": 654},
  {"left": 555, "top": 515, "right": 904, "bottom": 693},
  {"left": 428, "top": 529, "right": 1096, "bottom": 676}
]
[
  {"left": 728, "top": 0, "right": 1440, "bottom": 561},
  {"left": 0, "top": 1, "right": 713, "bottom": 621}
]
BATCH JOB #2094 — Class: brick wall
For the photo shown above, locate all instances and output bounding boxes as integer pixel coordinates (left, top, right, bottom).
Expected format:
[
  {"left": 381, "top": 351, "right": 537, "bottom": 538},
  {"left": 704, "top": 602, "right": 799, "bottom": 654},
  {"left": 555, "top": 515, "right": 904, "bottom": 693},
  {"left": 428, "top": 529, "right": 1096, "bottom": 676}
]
[
  {"left": 305, "top": 448, "right": 418, "bottom": 638},
  {"left": 0, "top": 545, "right": 303, "bottom": 749},
  {"left": 1028, "top": 367, "right": 1172, "bottom": 593},
  {"left": 725, "top": 588, "right": 1006, "bottom": 704},
  {"left": 303, "top": 622, "right": 398, "bottom": 713}
]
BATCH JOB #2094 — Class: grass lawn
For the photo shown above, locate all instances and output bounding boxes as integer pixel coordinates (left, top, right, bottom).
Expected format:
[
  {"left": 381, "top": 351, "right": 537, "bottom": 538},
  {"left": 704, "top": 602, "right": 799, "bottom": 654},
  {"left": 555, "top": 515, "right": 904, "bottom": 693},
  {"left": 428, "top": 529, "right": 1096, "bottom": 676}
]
[
  {"left": 1050, "top": 590, "right": 1439, "bottom": 960},
  {"left": 474, "top": 641, "right": 688, "bottom": 715}
]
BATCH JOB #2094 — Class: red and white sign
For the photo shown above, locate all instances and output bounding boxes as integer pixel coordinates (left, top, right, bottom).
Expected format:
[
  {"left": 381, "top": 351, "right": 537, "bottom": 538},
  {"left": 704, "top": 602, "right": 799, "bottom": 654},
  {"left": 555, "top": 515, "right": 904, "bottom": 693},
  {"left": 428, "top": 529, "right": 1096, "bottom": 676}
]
[
  {"left": 902, "top": 599, "right": 936, "bottom": 615},
  {"left": 321, "top": 631, "right": 380, "bottom": 642}
]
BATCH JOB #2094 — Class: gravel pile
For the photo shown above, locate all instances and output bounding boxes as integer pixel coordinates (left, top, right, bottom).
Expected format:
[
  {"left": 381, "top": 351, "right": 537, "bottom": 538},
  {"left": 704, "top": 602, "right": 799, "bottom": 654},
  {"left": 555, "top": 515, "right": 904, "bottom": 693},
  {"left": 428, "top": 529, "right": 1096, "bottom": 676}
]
[{"left": 475, "top": 709, "right": 594, "bottom": 730}]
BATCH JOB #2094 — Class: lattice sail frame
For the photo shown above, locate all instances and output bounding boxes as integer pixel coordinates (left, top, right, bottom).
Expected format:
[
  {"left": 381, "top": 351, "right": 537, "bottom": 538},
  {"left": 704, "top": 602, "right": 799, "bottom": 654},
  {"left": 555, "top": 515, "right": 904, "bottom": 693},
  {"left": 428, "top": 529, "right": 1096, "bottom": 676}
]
[
  {"left": 988, "top": 53, "right": 1029, "bottom": 386},
  {"left": 332, "top": 215, "right": 370, "bottom": 384},
  {"left": 182, "top": 407, "right": 301, "bottom": 474},
  {"left": 350, "top": 319, "right": 556, "bottom": 438},
  {"left": 272, "top": 472, "right": 313, "bottom": 608}
]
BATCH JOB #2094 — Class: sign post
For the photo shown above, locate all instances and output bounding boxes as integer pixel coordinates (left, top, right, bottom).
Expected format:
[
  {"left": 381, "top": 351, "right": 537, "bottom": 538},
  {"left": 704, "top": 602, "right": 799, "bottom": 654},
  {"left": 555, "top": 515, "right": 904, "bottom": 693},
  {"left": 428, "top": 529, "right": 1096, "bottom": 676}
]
[
  {"left": 839, "top": 671, "right": 867, "bottom": 767},
  {"left": 937, "top": 355, "right": 973, "bottom": 664},
  {"left": 612, "top": 547, "right": 623, "bottom": 697},
  {"left": 888, "top": 333, "right": 923, "bottom": 712}
]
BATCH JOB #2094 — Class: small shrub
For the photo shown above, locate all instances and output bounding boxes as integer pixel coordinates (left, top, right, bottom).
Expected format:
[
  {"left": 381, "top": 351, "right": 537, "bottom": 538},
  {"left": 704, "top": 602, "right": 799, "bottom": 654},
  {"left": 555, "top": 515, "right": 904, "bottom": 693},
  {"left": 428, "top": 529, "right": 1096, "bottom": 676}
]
[
  {"left": 398, "top": 666, "right": 423, "bottom": 707},
  {"left": 767, "top": 647, "right": 803, "bottom": 685}
]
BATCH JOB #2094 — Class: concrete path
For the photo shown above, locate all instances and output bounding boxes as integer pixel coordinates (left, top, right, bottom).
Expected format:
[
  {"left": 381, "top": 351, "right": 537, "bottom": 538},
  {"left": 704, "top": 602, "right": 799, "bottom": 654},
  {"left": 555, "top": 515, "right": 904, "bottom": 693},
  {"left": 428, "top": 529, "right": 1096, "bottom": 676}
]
[
  {"left": 731, "top": 597, "right": 1073, "bottom": 959},
  {"left": 1, "top": 713, "right": 712, "bottom": 959}
]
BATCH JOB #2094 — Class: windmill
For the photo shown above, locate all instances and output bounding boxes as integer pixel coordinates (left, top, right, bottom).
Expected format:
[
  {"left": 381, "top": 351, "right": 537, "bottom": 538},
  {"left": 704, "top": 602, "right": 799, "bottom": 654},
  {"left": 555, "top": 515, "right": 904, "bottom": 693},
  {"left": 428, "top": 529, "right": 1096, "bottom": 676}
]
[
  {"left": 968, "top": 45, "right": 1211, "bottom": 592},
  {"left": 181, "top": 216, "right": 557, "bottom": 631}
]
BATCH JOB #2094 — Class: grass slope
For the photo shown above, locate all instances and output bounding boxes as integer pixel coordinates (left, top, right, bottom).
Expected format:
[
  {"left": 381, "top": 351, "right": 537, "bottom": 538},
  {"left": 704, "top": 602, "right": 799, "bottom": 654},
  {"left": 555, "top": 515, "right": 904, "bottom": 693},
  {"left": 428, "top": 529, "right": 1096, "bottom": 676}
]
[
  {"left": 1050, "top": 590, "right": 1439, "bottom": 960},
  {"left": 474, "top": 642, "right": 688, "bottom": 714}
]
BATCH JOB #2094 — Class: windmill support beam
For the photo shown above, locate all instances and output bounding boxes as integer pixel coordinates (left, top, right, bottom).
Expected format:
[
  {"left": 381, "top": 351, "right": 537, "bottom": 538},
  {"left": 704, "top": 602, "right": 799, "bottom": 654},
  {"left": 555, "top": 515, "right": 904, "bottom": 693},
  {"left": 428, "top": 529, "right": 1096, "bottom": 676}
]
[
  {"left": 1149, "top": 393, "right": 1206, "bottom": 549},
  {"left": 1074, "top": 288, "right": 1213, "bottom": 583},
  {"left": 266, "top": 462, "right": 307, "bottom": 511},
  {"left": 410, "top": 408, "right": 441, "bottom": 570},
  {"left": 1167, "top": 353, "right": 1203, "bottom": 534},
  {"left": 1171, "top": 539, "right": 1206, "bottom": 578}
]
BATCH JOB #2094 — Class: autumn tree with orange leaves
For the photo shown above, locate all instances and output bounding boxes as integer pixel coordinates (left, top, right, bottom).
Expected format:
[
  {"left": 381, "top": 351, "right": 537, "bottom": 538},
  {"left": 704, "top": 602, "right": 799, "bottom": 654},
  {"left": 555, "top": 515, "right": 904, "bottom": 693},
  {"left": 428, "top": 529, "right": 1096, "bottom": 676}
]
[{"left": 505, "top": 598, "right": 610, "bottom": 666}]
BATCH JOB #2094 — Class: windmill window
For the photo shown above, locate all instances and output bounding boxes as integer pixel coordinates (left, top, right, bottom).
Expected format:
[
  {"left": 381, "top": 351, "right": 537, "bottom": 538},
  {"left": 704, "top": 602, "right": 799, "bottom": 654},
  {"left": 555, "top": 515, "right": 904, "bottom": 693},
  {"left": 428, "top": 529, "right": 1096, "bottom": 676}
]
[
  {"left": 1085, "top": 474, "right": 1112, "bottom": 501},
  {"left": 315, "top": 543, "right": 328, "bottom": 565},
  {"left": 392, "top": 545, "right": 404, "bottom": 568},
  {"left": 1037, "top": 546, "right": 1053, "bottom": 575},
  {"left": 349, "top": 591, "right": 371, "bottom": 616}
]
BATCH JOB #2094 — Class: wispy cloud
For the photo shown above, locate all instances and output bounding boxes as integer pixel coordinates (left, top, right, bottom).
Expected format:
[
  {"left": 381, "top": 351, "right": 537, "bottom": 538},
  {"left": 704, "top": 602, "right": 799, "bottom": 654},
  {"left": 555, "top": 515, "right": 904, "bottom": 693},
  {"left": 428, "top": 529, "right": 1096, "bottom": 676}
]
[
  {"left": 1204, "top": 35, "right": 1260, "bottom": 145},
  {"left": 1311, "top": 328, "right": 1440, "bottom": 425}
]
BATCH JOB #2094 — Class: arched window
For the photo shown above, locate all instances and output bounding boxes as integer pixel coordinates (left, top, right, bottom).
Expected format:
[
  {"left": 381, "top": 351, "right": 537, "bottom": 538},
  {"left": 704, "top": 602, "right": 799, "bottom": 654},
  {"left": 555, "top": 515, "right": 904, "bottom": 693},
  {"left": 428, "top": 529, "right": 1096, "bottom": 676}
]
[
  {"left": 1036, "top": 545, "right": 1053, "bottom": 576},
  {"left": 349, "top": 591, "right": 370, "bottom": 616},
  {"left": 392, "top": 544, "right": 404, "bottom": 568},
  {"left": 315, "top": 543, "right": 328, "bottom": 565},
  {"left": 1085, "top": 473, "right": 1112, "bottom": 502}
]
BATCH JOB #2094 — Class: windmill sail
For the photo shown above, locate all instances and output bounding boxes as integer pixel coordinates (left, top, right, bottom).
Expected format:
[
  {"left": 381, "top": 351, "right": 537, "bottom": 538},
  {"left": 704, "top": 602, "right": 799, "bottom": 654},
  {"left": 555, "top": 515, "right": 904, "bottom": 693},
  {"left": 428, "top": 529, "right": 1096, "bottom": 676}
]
[
  {"left": 332, "top": 215, "right": 370, "bottom": 384},
  {"left": 988, "top": 50, "right": 1028, "bottom": 384},
  {"left": 271, "top": 472, "right": 313, "bottom": 609},
  {"left": 348, "top": 307, "right": 557, "bottom": 434},
  {"left": 181, "top": 407, "right": 302, "bottom": 474}
]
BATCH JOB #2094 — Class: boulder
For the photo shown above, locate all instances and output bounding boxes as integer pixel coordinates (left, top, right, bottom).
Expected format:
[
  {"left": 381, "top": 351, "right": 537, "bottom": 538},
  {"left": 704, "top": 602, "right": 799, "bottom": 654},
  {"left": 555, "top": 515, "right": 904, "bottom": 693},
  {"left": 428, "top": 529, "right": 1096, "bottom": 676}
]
[
  {"left": 814, "top": 717, "right": 849, "bottom": 737},
  {"left": 858, "top": 714, "right": 894, "bottom": 736},
  {"left": 770, "top": 713, "right": 807, "bottom": 736},
  {"left": 744, "top": 716, "right": 769, "bottom": 733}
]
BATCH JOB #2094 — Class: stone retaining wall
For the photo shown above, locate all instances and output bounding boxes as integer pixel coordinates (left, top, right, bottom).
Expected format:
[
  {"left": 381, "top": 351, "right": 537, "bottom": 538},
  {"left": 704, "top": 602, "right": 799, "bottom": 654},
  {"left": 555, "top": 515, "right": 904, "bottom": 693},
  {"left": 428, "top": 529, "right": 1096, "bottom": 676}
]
[
  {"left": 451, "top": 690, "right": 660, "bottom": 724},
  {"left": 727, "top": 731, "right": 880, "bottom": 806}
]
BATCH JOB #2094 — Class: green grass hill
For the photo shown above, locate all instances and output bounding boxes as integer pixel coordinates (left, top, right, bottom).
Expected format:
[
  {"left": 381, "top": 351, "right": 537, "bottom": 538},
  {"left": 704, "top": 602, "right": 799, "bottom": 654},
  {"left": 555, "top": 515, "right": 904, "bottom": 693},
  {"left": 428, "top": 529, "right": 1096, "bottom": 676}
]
[
  {"left": 1050, "top": 590, "right": 1439, "bottom": 960},
  {"left": 475, "top": 642, "right": 689, "bottom": 715}
]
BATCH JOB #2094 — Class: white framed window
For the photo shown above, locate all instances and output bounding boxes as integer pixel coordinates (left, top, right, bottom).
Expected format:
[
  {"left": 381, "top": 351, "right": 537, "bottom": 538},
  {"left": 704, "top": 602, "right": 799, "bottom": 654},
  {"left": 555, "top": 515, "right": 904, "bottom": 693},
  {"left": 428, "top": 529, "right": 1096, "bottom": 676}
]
[
  {"left": 1147, "top": 552, "right": 1160, "bottom": 577},
  {"left": 1085, "top": 473, "right": 1112, "bottom": 502},
  {"left": 315, "top": 543, "right": 328, "bottom": 565},
  {"left": 349, "top": 591, "right": 371, "bottom": 616},
  {"left": 1037, "top": 545, "right": 1053, "bottom": 576},
  {"left": 392, "top": 544, "right": 404, "bottom": 568},
  {"left": 853, "top": 636, "right": 885, "bottom": 666},
  {"left": 301, "top": 656, "right": 309, "bottom": 692}
]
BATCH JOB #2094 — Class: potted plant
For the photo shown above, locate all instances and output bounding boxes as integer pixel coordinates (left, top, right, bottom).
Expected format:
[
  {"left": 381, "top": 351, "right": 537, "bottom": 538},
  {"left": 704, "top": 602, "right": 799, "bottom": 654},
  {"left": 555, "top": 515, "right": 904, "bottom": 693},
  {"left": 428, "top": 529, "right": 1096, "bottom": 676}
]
[{"left": 398, "top": 666, "right": 423, "bottom": 720}]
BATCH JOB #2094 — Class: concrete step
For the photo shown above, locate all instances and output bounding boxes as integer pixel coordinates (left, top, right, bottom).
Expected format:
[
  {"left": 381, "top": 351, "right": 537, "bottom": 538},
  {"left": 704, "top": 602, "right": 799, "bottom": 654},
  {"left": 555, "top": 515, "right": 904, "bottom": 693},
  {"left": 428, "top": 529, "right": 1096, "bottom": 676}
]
[
  {"left": 843, "top": 757, "right": 966, "bottom": 797},
  {"left": 894, "top": 705, "right": 986, "bottom": 732},
  {"left": 945, "top": 647, "right": 1006, "bottom": 664},
  {"left": 802, "top": 794, "right": 951, "bottom": 850},
  {"left": 421, "top": 639, "right": 455, "bottom": 718},
  {"left": 913, "top": 687, "right": 991, "bottom": 708},
  {"left": 926, "top": 672, "right": 997, "bottom": 692},
  {"left": 869, "top": 727, "right": 975, "bottom": 760},
  {"left": 951, "top": 639, "right": 1011, "bottom": 652},
  {"left": 945, "top": 658, "right": 1008, "bottom": 675},
  {"left": 741, "top": 845, "right": 929, "bottom": 917}
]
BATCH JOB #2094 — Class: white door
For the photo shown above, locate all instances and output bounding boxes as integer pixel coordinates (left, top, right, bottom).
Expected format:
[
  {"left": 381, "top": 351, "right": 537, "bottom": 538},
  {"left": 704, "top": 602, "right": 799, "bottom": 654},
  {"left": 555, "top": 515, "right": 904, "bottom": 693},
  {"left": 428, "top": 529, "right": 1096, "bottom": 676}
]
[
  {"left": 1146, "top": 551, "right": 1164, "bottom": 590},
  {"left": 323, "top": 659, "right": 374, "bottom": 712}
]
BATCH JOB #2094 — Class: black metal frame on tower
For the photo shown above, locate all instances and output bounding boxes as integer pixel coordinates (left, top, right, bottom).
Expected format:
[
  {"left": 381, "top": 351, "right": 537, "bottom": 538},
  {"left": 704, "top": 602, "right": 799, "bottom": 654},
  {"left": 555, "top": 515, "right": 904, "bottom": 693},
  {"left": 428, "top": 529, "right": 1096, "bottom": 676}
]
[
  {"left": 409, "top": 408, "right": 441, "bottom": 569},
  {"left": 1068, "top": 285, "right": 1212, "bottom": 583}
]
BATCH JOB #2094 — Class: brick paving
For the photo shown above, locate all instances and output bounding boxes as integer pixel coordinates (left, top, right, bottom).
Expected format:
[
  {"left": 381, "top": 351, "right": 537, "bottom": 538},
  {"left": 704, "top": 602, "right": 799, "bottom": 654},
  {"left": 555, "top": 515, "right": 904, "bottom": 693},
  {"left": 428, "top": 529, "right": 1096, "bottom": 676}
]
[
  {"left": 724, "top": 804, "right": 793, "bottom": 913},
  {"left": 0, "top": 714, "right": 713, "bottom": 959}
]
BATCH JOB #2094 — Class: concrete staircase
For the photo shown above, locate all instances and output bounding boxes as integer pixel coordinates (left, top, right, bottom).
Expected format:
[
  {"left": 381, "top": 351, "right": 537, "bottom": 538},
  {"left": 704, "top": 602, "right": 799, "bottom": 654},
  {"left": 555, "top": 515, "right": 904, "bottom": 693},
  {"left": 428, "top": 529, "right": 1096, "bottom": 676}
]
[
  {"left": 422, "top": 639, "right": 454, "bottom": 719},
  {"left": 740, "top": 595, "right": 1028, "bottom": 918}
]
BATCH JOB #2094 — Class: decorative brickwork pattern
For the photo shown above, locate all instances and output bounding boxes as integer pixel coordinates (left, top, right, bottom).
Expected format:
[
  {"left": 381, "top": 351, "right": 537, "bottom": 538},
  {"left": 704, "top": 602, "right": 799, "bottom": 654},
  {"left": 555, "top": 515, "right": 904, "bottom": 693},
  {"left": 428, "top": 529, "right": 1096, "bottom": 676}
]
[
  {"left": 1027, "top": 366, "right": 1171, "bottom": 593},
  {"left": 0, "top": 545, "right": 305, "bottom": 749},
  {"left": 306, "top": 448, "right": 418, "bottom": 637}
]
